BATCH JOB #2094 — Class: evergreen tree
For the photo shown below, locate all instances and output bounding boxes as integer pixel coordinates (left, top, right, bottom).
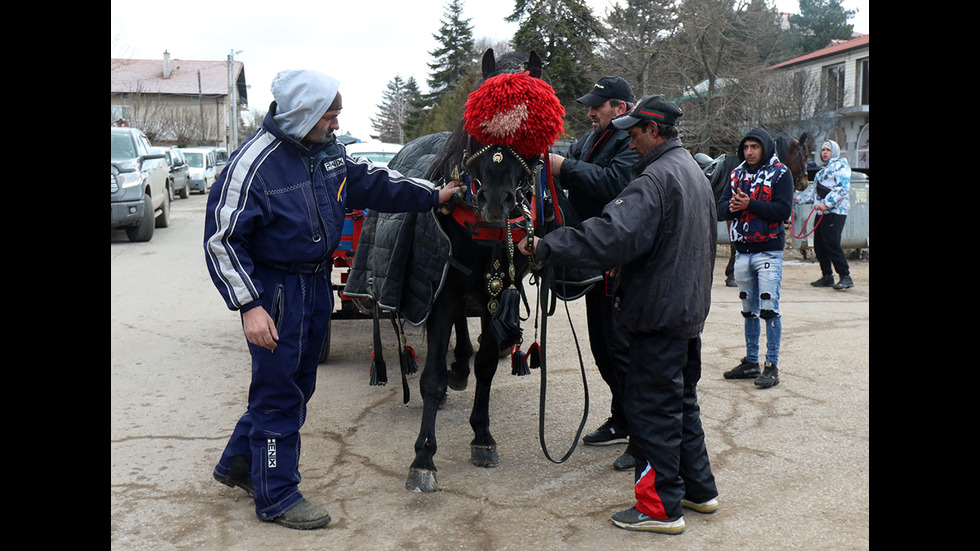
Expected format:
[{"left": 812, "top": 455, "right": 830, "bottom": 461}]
[
  {"left": 371, "top": 74, "right": 419, "bottom": 144},
  {"left": 426, "top": 0, "right": 477, "bottom": 106},
  {"left": 789, "top": 0, "right": 856, "bottom": 53},
  {"left": 508, "top": 0, "right": 605, "bottom": 137}
]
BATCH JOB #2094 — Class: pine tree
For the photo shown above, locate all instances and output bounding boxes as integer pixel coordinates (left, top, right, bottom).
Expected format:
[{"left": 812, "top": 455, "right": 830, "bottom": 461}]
[
  {"left": 426, "top": 0, "right": 476, "bottom": 106},
  {"left": 371, "top": 75, "right": 420, "bottom": 144},
  {"left": 790, "top": 0, "right": 856, "bottom": 53}
]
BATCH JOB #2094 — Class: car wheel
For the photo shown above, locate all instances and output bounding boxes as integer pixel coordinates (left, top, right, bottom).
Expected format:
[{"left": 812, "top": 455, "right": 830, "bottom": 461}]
[
  {"left": 155, "top": 190, "right": 171, "bottom": 228},
  {"left": 178, "top": 180, "right": 189, "bottom": 199},
  {"left": 126, "top": 194, "right": 155, "bottom": 242}
]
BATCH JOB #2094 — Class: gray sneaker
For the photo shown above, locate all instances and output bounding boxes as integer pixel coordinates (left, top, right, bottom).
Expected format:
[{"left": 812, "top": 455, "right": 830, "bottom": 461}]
[
  {"left": 271, "top": 499, "right": 331, "bottom": 530},
  {"left": 681, "top": 497, "right": 718, "bottom": 514},
  {"left": 610, "top": 506, "right": 685, "bottom": 534}
]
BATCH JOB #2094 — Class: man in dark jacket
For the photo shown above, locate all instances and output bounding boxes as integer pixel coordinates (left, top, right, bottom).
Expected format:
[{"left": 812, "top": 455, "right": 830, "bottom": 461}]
[
  {"left": 520, "top": 94, "right": 719, "bottom": 535},
  {"left": 716, "top": 128, "right": 794, "bottom": 389},
  {"left": 546, "top": 77, "right": 638, "bottom": 471}
]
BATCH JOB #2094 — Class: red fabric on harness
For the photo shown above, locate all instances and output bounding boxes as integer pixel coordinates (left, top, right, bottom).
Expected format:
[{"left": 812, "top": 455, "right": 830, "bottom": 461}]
[{"left": 450, "top": 207, "right": 527, "bottom": 242}]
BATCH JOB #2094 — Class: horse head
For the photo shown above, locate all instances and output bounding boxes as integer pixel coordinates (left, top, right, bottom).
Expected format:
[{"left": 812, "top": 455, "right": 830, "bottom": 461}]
[
  {"left": 433, "top": 49, "right": 564, "bottom": 224},
  {"left": 777, "top": 131, "right": 811, "bottom": 191}
]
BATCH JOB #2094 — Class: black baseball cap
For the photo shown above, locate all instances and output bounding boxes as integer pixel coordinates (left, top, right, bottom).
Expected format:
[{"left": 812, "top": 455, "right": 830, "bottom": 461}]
[
  {"left": 576, "top": 76, "right": 634, "bottom": 107},
  {"left": 611, "top": 94, "right": 683, "bottom": 129}
]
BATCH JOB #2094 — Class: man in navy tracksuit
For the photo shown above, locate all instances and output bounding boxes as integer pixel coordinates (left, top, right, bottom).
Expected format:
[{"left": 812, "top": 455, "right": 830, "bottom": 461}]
[{"left": 204, "top": 69, "right": 461, "bottom": 529}]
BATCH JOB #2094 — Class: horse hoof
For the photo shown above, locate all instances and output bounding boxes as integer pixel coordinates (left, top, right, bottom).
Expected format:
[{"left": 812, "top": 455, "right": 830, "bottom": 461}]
[
  {"left": 448, "top": 368, "right": 468, "bottom": 391},
  {"left": 470, "top": 445, "right": 499, "bottom": 468},
  {"left": 406, "top": 468, "right": 439, "bottom": 492}
]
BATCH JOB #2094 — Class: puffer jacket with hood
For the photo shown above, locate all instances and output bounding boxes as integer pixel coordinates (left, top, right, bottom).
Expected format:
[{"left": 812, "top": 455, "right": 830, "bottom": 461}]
[
  {"left": 716, "top": 127, "right": 794, "bottom": 254},
  {"left": 204, "top": 70, "right": 441, "bottom": 312},
  {"left": 796, "top": 139, "right": 851, "bottom": 215}
]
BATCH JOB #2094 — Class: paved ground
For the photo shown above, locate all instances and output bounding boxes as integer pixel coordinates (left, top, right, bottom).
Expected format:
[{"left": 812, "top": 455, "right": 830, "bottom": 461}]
[{"left": 111, "top": 195, "right": 869, "bottom": 550}]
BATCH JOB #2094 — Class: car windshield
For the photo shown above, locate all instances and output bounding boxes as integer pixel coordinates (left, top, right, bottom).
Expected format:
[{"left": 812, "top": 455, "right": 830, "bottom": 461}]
[
  {"left": 356, "top": 152, "right": 398, "bottom": 163},
  {"left": 184, "top": 152, "right": 204, "bottom": 168},
  {"left": 111, "top": 134, "right": 137, "bottom": 161}
]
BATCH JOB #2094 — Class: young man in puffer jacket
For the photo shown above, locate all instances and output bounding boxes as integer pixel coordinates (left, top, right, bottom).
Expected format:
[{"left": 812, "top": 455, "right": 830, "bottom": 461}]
[{"left": 716, "top": 127, "right": 794, "bottom": 389}]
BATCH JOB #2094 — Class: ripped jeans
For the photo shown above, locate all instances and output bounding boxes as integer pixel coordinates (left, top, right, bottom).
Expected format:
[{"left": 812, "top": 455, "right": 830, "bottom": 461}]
[{"left": 734, "top": 251, "right": 783, "bottom": 367}]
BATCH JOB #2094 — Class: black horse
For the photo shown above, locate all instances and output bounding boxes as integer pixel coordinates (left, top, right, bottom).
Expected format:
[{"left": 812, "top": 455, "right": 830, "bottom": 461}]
[{"left": 348, "top": 49, "right": 563, "bottom": 493}]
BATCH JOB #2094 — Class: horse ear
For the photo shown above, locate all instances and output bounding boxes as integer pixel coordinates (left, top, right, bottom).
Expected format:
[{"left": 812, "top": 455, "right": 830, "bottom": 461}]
[
  {"left": 798, "top": 131, "right": 808, "bottom": 147},
  {"left": 527, "top": 51, "right": 542, "bottom": 78},
  {"left": 482, "top": 49, "right": 496, "bottom": 80}
]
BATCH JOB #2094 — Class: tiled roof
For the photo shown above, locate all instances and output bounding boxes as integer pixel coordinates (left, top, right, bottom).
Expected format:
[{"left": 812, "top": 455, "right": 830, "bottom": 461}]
[
  {"left": 110, "top": 56, "right": 244, "bottom": 96},
  {"left": 769, "top": 34, "right": 869, "bottom": 70}
]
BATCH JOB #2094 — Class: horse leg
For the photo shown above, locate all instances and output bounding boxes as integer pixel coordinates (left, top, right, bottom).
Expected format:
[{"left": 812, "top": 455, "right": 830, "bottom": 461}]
[
  {"left": 469, "top": 314, "right": 500, "bottom": 468},
  {"left": 406, "top": 297, "right": 455, "bottom": 492},
  {"left": 448, "top": 310, "right": 472, "bottom": 391}
]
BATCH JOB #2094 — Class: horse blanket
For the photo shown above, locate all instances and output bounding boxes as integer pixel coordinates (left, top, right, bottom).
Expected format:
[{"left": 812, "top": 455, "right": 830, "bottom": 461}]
[{"left": 343, "top": 132, "right": 452, "bottom": 325}]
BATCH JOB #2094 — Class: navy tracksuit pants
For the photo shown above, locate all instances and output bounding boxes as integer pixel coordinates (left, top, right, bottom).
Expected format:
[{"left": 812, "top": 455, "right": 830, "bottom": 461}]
[
  {"left": 624, "top": 334, "right": 717, "bottom": 520},
  {"left": 213, "top": 264, "right": 333, "bottom": 521}
]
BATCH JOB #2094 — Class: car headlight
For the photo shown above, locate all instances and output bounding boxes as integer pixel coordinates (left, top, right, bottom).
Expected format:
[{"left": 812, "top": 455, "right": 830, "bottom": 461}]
[{"left": 116, "top": 171, "right": 143, "bottom": 189}]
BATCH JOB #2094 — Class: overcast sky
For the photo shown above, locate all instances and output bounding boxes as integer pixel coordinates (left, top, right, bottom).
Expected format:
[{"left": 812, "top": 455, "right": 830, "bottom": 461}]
[{"left": 111, "top": 0, "right": 868, "bottom": 143}]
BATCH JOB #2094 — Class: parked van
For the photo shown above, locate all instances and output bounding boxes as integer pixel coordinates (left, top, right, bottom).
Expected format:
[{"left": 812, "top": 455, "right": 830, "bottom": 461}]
[{"left": 180, "top": 147, "right": 217, "bottom": 194}]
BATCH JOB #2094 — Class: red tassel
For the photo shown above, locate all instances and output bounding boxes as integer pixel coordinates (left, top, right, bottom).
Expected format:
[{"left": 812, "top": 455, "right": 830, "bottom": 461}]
[{"left": 524, "top": 342, "right": 541, "bottom": 369}]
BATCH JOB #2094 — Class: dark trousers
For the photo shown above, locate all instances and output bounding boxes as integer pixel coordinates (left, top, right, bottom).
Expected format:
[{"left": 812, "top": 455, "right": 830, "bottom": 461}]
[
  {"left": 214, "top": 266, "right": 333, "bottom": 521},
  {"left": 624, "top": 333, "right": 717, "bottom": 520},
  {"left": 813, "top": 213, "right": 849, "bottom": 277},
  {"left": 585, "top": 281, "right": 631, "bottom": 430}
]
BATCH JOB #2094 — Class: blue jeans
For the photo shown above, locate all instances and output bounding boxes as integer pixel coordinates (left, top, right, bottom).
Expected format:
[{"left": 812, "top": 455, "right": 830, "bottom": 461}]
[{"left": 734, "top": 251, "right": 782, "bottom": 366}]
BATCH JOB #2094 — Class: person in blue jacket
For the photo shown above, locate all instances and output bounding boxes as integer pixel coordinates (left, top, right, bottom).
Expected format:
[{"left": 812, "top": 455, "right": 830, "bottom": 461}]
[{"left": 204, "top": 69, "right": 462, "bottom": 530}]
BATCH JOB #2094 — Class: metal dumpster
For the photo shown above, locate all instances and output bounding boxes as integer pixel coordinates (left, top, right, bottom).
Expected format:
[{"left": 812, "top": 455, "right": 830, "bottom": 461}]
[{"left": 789, "top": 170, "right": 869, "bottom": 254}]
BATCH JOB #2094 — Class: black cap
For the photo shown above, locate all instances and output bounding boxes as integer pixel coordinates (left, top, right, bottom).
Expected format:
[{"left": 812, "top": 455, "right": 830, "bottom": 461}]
[
  {"left": 611, "top": 94, "right": 682, "bottom": 129},
  {"left": 576, "top": 76, "right": 634, "bottom": 107}
]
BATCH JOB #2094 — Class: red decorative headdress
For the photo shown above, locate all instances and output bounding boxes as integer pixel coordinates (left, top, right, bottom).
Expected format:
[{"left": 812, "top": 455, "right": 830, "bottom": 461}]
[{"left": 463, "top": 71, "right": 565, "bottom": 158}]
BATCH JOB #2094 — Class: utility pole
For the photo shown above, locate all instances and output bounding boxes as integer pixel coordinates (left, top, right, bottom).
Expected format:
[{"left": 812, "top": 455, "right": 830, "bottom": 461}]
[{"left": 227, "top": 49, "right": 242, "bottom": 151}]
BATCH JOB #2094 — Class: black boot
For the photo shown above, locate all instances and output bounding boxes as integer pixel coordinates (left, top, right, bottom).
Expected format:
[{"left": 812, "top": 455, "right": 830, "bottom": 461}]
[
  {"left": 811, "top": 275, "right": 835, "bottom": 287},
  {"left": 833, "top": 275, "right": 854, "bottom": 290}
]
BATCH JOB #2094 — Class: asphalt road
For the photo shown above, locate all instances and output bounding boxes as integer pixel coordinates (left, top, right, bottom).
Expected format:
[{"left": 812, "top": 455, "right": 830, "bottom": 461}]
[{"left": 111, "top": 193, "right": 869, "bottom": 550}]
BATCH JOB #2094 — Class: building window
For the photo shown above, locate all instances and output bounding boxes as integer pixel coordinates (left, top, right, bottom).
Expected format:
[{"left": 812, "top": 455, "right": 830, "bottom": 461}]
[
  {"left": 857, "top": 57, "right": 869, "bottom": 106},
  {"left": 822, "top": 63, "right": 846, "bottom": 111}
]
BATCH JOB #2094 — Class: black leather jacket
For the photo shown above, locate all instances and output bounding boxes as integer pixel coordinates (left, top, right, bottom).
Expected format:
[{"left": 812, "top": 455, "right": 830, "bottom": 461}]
[{"left": 558, "top": 127, "right": 638, "bottom": 222}]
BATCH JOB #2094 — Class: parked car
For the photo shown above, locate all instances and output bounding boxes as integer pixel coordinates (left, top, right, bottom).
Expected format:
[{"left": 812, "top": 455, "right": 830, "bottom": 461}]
[
  {"left": 211, "top": 147, "right": 229, "bottom": 176},
  {"left": 151, "top": 146, "right": 191, "bottom": 199},
  {"left": 111, "top": 127, "right": 170, "bottom": 242},
  {"left": 180, "top": 147, "right": 217, "bottom": 194},
  {"left": 344, "top": 142, "right": 403, "bottom": 167}
]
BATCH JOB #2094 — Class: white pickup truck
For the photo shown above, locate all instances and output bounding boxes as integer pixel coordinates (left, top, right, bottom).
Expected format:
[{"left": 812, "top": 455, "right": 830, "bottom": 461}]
[{"left": 111, "top": 127, "right": 171, "bottom": 242}]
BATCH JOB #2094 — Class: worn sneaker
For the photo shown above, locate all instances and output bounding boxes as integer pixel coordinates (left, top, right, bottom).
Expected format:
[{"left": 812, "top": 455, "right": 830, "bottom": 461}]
[
  {"left": 833, "top": 275, "right": 854, "bottom": 290},
  {"left": 583, "top": 418, "right": 629, "bottom": 446},
  {"left": 681, "top": 497, "right": 718, "bottom": 514},
  {"left": 271, "top": 499, "right": 331, "bottom": 530},
  {"left": 755, "top": 363, "right": 780, "bottom": 388},
  {"left": 723, "top": 358, "right": 761, "bottom": 380},
  {"left": 611, "top": 506, "right": 685, "bottom": 534},
  {"left": 213, "top": 455, "right": 253, "bottom": 497},
  {"left": 613, "top": 451, "right": 636, "bottom": 471},
  {"left": 811, "top": 275, "right": 835, "bottom": 287}
]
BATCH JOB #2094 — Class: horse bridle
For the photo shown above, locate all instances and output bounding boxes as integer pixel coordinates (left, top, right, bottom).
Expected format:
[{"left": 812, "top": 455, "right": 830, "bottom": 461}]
[{"left": 452, "top": 137, "right": 539, "bottom": 220}]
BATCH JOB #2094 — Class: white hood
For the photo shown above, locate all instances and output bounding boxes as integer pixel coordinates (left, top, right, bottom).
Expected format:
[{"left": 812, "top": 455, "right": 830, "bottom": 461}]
[{"left": 271, "top": 69, "right": 340, "bottom": 141}]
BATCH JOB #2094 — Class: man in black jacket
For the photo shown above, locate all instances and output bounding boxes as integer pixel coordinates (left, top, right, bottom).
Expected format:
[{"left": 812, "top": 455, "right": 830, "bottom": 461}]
[
  {"left": 546, "top": 77, "right": 638, "bottom": 471},
  {"left": 521, "top": 95, "right": 719, "bottom": 535}
]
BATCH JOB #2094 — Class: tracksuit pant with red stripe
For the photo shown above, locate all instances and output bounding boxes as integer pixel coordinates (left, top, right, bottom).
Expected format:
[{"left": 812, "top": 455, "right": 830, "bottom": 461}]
[{"left": 624, "top": 333, "right": 717, "bottom": 520}]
